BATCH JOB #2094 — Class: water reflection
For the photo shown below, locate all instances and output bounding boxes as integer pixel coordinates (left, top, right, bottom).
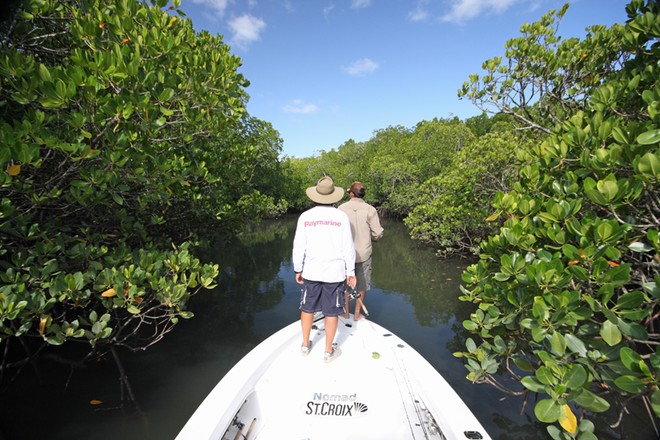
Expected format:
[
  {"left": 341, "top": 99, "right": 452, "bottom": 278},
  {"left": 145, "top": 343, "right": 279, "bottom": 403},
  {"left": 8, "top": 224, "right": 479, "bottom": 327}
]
[
  {"left": 371, "top": 219, "right": 476, "bottom": 327},
  {"left": 0, "top": 217, "right": 653, "bottom": 439}
]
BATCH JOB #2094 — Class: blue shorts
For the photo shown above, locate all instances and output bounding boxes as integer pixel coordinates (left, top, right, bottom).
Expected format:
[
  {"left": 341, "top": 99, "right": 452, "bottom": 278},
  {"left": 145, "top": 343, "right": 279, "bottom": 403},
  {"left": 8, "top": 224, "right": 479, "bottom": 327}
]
[{"left": 299, "top": 279, "right": 345, "bottom": 316}]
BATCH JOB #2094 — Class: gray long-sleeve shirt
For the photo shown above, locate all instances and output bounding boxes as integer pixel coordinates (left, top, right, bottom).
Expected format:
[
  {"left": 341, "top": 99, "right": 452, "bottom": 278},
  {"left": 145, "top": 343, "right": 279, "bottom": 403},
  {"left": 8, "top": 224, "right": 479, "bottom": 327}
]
[{"left": 338, "top": 198, "right": 384, "bottom": 263}]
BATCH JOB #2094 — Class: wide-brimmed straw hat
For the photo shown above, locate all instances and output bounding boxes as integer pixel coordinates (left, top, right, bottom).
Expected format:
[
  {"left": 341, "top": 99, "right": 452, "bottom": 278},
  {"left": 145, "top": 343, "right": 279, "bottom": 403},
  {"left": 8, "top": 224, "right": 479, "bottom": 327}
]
[{"left": 306, "top": 176, "right": 344, "bottom": 204}]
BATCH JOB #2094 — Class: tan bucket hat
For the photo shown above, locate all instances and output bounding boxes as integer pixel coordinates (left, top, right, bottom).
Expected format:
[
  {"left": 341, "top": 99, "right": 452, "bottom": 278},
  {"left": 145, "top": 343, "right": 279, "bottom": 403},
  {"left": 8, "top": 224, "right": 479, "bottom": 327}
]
[{"left": 306, "top": 176, "right": 344, "bottom": 204}]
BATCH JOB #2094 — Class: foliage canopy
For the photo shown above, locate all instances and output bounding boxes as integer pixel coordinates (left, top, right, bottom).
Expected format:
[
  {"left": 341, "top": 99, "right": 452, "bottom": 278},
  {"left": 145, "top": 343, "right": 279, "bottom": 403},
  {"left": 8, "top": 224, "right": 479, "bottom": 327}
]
[
  {"left": 0, "top": 0, "right": 283, "bottom": 392},
  {"left": 456, "top": 1, "right": 659, "bottom": 437}
]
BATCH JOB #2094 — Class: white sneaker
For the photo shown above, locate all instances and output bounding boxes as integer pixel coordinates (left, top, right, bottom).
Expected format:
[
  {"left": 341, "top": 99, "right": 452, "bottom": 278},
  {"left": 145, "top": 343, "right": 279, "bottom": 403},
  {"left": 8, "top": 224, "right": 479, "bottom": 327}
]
[
  {"left": 324, "top": 347, "right": 341, "bottom": 363},
  {"left": 301, "top": 341, "right": 312, "bottom": 356}
]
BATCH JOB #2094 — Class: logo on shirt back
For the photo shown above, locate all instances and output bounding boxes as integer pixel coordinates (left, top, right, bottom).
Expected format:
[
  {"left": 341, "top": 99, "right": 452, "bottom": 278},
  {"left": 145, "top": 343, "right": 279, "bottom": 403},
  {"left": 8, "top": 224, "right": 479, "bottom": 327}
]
[{"left": 304, "top": 220, "right": 342, "bottom": 227}]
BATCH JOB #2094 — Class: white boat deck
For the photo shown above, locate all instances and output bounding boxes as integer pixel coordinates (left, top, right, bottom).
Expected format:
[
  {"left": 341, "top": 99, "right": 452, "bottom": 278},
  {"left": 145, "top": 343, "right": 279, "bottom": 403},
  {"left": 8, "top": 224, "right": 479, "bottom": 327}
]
[{"left": 177, "top": 314, "right": 490, "bottom": 440}]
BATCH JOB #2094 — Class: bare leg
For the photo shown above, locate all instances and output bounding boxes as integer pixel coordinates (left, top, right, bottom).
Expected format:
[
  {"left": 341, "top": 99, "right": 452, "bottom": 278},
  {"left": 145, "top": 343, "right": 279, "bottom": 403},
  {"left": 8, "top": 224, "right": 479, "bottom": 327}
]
[
  {"left": 324, "top": 316, "right": 339, "bottom": 353},
  {"left": 301, "top": 311, "right": 314, "bottom": 347},
  {"left": 354, "top": 291, "right": 366, "bottom": 320}
]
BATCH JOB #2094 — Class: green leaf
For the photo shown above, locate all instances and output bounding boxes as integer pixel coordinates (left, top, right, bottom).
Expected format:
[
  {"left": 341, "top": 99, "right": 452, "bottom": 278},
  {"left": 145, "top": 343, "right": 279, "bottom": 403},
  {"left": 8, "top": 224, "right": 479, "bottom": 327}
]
[
  {"left": 562, "top": 243, "right": 581, "bottom": 259},
  {"left": 513, "top": 357, "right": 534, "bottom": 372},
  {"left": 521, "top": 376, "right": 547, "bottom": 393},
  {"left": 611, "top": 127, "right": 628, "bottom": 144},
  {"left": 614, "top": 375, "right": 646, "bottom": 393},
  {"left": 531, "top": 326, "right": 547, "bottom": 342},
  {"left": 571, "top": 388, "right": 610, "bottom": 412},
  {"left": 91, "top": 321, "right": 103, "bottom": 335},
  {"left": 551, "top": 332, "right": 567, "bottom": 356},
  {"left": 536, "top": 366, "right": 555, "bottom": 385},
  {"left": 596, "top": 178, "right": 618, "bottom": 202},
  {"left": 600, "top": 320, "right": 622, "bottom": 346},
  {"left": 564, "top": 364, "right": 587, "bottom": 389},
  {"left": 638, "top": 359, "right": 652, "bottom": 378},
  {"left": 567, "top": 265, "right": 590, "bottom": 282},
  {"left": 38, "top": 63, "right": 52, "bottom": 82},
  {"left": 534, "top": 399, "right": 561, "bottom": 423},
  {"left": 637, "top": 152, "right": 660, "bottom": 178},
  {"left": 629, "top": 240, "right": 653, "bottom": 252},
  {"left": 39, "top": 97, "right": 64, "bottom": 108},
  {"left": 520, "top": 318, "right": 537, "bottom": 329},
  {"left": 533, "top": 296, "right": 549, "bottom": 320},
  {"left": 643, "top": 282, "right": 659, "bottom": 299},
  {"left": 158, "top": 88, "right": 176, "bottom": 101},
  {"left": 46, "top": 334, "right": 65, "bottom": 345},
  {"left": 565, "top": 333, "right": 588, "bottom": 357},
  {"left": 584, "top": 188, "right": 609, "bottom": 205},
  {"left": 127, "top": 305, "right": 141, "bottom": 314},
  {"left": 648, "top": 229, "right": 659, "bottom": 246},
  {"left": 619, "top": 347, "right": 641, "bottom": 371},
  {"left": 617, "top": 319, "right": 648, "bottom": 340},
  {"left": 578, "top": 419, "right": 595, "bottom": 433},
  {"left": 616, "top": 291, "right": 644, "bottom": 309},
  {"left": 651, "top": 390, "right": 660, "bottom": 418},
  {"left": 536, "top": 212, "right": 558, "bottom": 223},
  {"left": 636, "top": 129, "right": 660, "bottom": 145},
  {"left": 546, "top": 425, "right": 562, "bottom": 440}
]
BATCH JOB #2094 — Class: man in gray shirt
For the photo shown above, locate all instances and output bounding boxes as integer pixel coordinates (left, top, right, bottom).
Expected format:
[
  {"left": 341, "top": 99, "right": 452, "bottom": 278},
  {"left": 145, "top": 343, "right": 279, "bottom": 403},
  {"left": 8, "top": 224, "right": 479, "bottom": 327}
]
[{"left": 339, "top": 181, "right": 384, "bottom": 320}]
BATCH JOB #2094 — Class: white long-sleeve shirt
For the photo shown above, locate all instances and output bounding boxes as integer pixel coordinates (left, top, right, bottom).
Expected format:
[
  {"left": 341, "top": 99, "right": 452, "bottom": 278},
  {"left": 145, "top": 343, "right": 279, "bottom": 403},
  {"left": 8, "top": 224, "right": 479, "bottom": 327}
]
[{"left": 292, "top": 205, "right": 356, "bottom": 283}]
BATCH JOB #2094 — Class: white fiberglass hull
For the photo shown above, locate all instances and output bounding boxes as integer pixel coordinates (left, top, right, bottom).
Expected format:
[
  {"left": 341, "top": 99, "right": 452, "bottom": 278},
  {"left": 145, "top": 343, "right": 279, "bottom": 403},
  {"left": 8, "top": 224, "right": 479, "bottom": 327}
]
[{"left": 177, "top": 314, "right": 491, "bottom": 440}]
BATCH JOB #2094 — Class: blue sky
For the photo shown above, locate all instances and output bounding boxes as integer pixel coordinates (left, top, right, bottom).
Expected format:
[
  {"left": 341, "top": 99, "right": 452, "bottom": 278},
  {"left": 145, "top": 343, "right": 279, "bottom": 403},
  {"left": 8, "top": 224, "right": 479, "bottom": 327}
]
[{"left": 180, "top": 0, "right": 629, "bottom": 158}]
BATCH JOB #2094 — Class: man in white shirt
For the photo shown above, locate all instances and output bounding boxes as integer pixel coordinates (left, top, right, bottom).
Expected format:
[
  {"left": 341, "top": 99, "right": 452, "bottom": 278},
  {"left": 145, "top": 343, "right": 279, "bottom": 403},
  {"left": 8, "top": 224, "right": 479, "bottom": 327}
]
[{"left": 292, "top": 176, "right": 356, "bottom": 363}]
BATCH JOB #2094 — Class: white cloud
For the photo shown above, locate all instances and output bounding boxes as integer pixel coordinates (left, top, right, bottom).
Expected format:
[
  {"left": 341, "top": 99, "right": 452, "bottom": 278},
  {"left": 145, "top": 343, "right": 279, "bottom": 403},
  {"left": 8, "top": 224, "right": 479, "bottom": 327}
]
[
  {"left": 283, "top": 100, "right": 319, "bottom": 114},
  {"left": 351, "top": 0, "right": 372, "bottom": 9},
  {"left": 408, "top": 7, "right": 429, "bottom": 22},
  {"left": 283, "top": 0, "right": 295, "bottom": 13},
  {"left": 408, "top": 0, "right": 430, "bottom": 22},
  {"left": 341, "top": 58, "right": 379, "bottom": 77},
  {"left": 228, "top": 14, "right": 266, "bottom": 49},
  {"left": 323, "top": 4, "right": 335, "bottom": 18},
  {"left": 189, "top": 0, "right": 233, "bottom": 17},
  {"left": 440, "top": 0, "right": 525, "bottom": 24}
]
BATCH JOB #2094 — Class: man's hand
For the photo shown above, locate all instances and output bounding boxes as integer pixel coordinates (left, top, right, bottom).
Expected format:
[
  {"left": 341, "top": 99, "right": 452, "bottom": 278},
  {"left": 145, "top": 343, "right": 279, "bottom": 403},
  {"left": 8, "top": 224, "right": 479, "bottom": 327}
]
[
  {"left": 295, "top": 272, "right": 304, "bottom": 284},
  {"left": 346, "top": 275, "right": 356, "bottom": 289}
]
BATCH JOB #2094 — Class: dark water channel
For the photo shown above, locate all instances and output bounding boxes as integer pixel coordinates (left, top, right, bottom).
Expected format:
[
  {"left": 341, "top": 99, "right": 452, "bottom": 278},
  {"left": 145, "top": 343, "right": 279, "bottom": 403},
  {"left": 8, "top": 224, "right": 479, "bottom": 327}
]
[{"left": 0, "top": 218, "right": 654, "bottom": 439}]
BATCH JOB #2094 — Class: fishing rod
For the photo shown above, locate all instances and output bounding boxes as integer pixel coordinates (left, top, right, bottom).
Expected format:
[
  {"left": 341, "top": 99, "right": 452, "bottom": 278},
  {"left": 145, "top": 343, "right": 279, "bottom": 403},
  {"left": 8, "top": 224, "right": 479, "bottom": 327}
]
[{"left": 347, "top": 285, "right": 369, "bottom": 317}]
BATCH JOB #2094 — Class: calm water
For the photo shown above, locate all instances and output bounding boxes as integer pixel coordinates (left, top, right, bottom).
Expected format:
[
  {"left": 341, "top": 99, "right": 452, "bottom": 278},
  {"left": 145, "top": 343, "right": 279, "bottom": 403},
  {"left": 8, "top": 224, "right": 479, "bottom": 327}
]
[{"left": 0, "top": 218, "right": 654, "bottom": 439}]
